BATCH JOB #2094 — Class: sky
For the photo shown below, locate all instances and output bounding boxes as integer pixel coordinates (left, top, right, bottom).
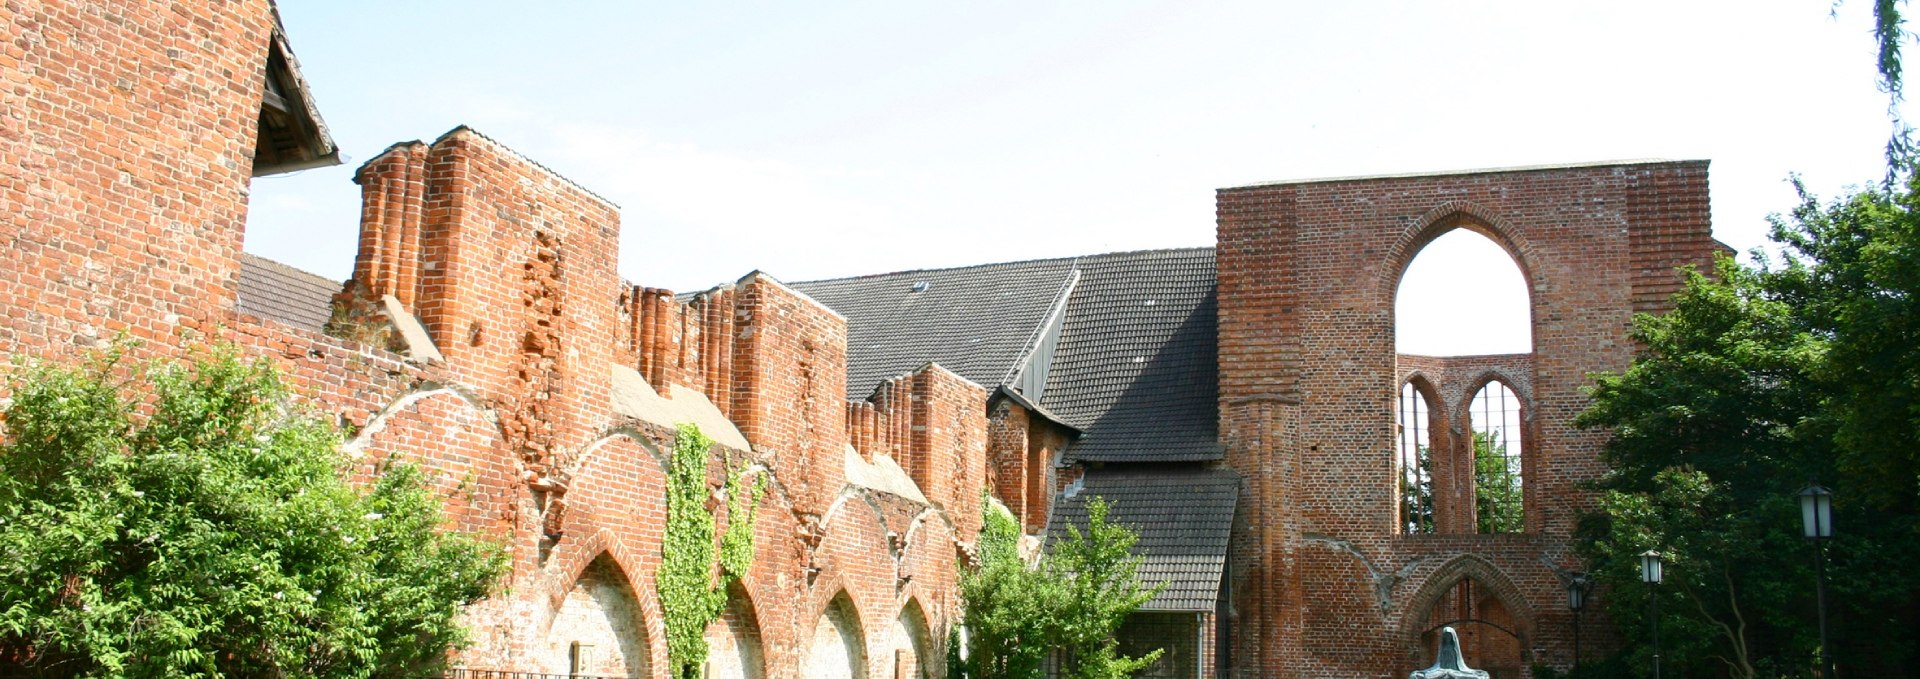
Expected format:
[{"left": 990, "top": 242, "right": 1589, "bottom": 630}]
[{"left": 246, "top": 1, "right": 1909, "bottom": 356}]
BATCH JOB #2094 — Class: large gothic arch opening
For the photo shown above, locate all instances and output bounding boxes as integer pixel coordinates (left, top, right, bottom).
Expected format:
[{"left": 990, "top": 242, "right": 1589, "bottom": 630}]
[
  {"left": 1395, "top": 225, "right": 1532, "bottom": 356},
  {"left": 542, "top": 553, "right": 652, "bottom": 677},
  {"left": 1403, "top": 557, "right": 1533, "bottom": 679},
  {"left": 1393, "top": 219, "right": 1535, "bottom": 535}
]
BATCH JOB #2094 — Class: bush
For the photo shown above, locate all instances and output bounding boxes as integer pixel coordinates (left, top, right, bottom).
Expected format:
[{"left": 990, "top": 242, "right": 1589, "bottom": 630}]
[{"left": 0, "top": 346, "right": 508, "bottom": 678}]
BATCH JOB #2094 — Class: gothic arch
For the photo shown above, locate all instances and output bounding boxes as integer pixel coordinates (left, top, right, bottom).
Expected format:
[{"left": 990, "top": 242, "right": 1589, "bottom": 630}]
[
  {"left": 706, "top": 579, "right": 767, "bottom": 679},
  {"left": 1455, "top": 370, "right": 1534, "bottom": 417},
  {"left": 572, "top": 425, "right": 670, "bottom": 477},
  {"left": 342, "top": 381, "right": 499, "bottom": 457},
  {"left": 887, "top": 597, "right": 938, "bottom": 679},
  {"left": 1396, "top": 374, "right": 1446, "bottom": 535},
  {"left": 1381, "top": 201, "right": 1541, "bottom": 304},
  {"left": 1398, "top": 555, "right": 1534, "bottom": 659},
  {"left": 540, "top": 550, "right": 657, "bottom": 678},
  {"left": 804, "top": 590, "right": 869, "bottom": 679}
]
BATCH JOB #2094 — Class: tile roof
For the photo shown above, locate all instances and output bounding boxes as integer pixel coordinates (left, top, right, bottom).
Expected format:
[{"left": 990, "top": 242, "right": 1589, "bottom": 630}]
[
  {"left": 794, "top": 248, "right": 1220, "bottom": 463},
  {"left": 1047, "top": 467, "right": 1240, "bottom": 612},
  {"left": 236, "top": 253, "right": 338, "bottom": 333},
  {"left": 791, "top": 257, "right": 1079, "bottom": 399},
  {"left": 1040, "top": 249, "right": 1219, "bottom": 462}
]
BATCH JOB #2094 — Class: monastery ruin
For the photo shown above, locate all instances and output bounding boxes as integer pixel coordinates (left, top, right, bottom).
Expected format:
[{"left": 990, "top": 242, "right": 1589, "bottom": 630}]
[{"left": 0, "top": 2, "right": 1724, "bottom": 676}]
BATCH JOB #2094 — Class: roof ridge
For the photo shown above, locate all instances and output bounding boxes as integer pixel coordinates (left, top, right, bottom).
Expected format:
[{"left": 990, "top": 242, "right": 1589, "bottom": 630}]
[
  {"left": 790, "top": 246, "right": 1214, "bottom": 286},
  {"left": 240, "top": 252, "right": 342, "bottom": 288}
]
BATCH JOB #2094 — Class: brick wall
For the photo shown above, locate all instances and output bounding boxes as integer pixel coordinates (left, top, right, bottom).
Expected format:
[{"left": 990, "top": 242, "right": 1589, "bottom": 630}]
[
  {"left": 0, "top": 0, "right": 276, "bottom": 364},
  {"left": 1215, "top": 162, "right": 1719, "bottom": 676},
  {"left": 0, "top": 4, "right": 991, "bottom": 676}
]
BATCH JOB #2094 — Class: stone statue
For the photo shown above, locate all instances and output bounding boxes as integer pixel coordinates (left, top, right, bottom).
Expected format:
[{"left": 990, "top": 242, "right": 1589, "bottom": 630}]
[{"left": 1410, "top": 626, "right": 1490, "bottom": 679}]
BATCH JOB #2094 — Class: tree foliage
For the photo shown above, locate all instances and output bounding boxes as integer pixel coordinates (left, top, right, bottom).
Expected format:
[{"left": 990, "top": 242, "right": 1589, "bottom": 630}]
[
  {"left": 1473, "top": 432, "right": 1524, "bottom": 534},
  {"left": 0, "top": 346, "right": 508, "bottom": 678},
  {"left": 1575, "top": 177, "right": 1920, "bottom": 677},
  {"left": 954, "top": 498, "right": 1164, "bottom": 679},
  {"left": 1401, "top": 444, "right": 1435, "bottom": 534},
  {"left": 656, "top": 423, "right": 764, "bottom": 679}
]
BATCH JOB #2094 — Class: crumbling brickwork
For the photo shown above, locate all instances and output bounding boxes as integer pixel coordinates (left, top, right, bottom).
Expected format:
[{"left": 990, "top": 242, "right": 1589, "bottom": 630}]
[
  {"left": 6, "top": 3, "right": 1735, "bottom": 677},
  {"left": 0, "top": 3, "right": 988, "bottom": 677},
  {"left": 1215, "top": 162, "right": 1722, "bottom": 676}
]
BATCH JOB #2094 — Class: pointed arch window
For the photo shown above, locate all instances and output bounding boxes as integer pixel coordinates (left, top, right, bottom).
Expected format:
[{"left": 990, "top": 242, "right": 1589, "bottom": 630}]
[
  {"left": 1469, "top": 381, "right": 1524, "bottom": 534},
  {"left": 1398, "top": 381, "right": 1436, "bottom": 535}
]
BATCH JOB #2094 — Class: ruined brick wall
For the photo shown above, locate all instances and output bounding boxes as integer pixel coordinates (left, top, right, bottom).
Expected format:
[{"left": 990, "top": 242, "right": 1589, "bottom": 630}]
[
  {"left": 985, "top": 401, "right": 1072, "bottom": 535},
  {"left": 1, "top": 3, "right": 992, "bottom": 673},
  {"left": 0, "top": 0, "right": 276, "bottom": 363},
  {"left": 345, "top": 128, "right": 626, "bottom": 480},
  {"left": 1215, "top": 161, "right": 1719, "bottom": 677}
]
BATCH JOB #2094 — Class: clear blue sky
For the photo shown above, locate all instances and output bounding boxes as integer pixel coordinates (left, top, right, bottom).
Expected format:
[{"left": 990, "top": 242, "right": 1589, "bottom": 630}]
[{"left": 247, "top": 1, "right": 1907, "bottom": 355}]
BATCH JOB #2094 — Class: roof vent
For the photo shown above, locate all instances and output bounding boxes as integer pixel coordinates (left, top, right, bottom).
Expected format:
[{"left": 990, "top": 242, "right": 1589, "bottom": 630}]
[{"left": 910, "top": 281, "right": 931, "bottom": 293}]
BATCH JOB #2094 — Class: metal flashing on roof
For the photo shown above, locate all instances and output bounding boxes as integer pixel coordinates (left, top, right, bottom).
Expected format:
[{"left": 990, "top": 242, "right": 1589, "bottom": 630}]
[
  {"left": 791, "top": 256, "right": 1080, "bottom": 399},
  {"left": 989, "top": 386, "right": 1081, "bottom": 438},
  {"left": 1041, "top": 248, "right": 1220, "bottom": 463},
  {"left": 795, "top": 247, "right": 1221, "bottom": 464}
]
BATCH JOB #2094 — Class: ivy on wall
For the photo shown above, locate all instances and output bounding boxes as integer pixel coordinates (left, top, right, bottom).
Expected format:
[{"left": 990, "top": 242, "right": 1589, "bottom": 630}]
[{"left": 657, "top": 423, "right": 766, "bottom": 679}]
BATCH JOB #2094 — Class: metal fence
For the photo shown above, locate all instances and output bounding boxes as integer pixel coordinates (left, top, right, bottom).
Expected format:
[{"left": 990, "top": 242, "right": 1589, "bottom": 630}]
[{"left": 439, "top": 670, "right": 630, "bottom": 679}]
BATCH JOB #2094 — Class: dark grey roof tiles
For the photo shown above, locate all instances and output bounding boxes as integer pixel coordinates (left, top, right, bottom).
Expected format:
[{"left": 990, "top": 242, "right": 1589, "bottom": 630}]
[
  {"left": 792, "top": 258, "right": 1079, "bottom": 399},
  {"left": 1041, "top": 249, "right": 1219, "bottom": 462},
  {"left": 794, "top": 247, "right": 1220, "bottom": 462},
  {"left": 1047, "top": 467, "right": 1240, "bottom": 612},
  {"left": 237, "top": 253, "right": 338, "bottom": 333}
]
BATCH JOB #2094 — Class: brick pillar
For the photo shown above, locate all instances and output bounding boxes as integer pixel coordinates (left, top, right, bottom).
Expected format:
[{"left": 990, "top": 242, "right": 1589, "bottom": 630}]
[
  {"left": 729, "top": 273, "right": 849, "bottom": 517},
  {"left": 1223, "top": 397, "right": 1305, "bottom": 676},
  {"left": 349, "top": 141, "right": 429, "bottom": 305}
]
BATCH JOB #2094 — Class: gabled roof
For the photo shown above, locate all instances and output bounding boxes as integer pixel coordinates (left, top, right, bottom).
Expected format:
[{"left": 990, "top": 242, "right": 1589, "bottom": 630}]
[
  {"left": 795, "top": 247, "right": 1220, "bottom": 463},
  {"left": 791, "top": 257, "right": 1080, "bottom": 399},
  {"left": 1047, "top": 467, "right": 1240, "bottom": 612},
  {"left": 236, "top": 253, "right": 338, "bottom": 332},
  {"left": 1040, "top": 248, "right": 1218, "bottom": 462},
  {"left": 253, "top": 4, "right": 339, "bottom": 176}
]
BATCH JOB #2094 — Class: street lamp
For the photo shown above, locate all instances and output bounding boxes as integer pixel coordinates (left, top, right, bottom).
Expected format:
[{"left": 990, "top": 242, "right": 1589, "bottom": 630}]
[
  {"left": 1640, "top": 550, "right": 1663, "bottom": 679},
  {"left": 1799, "top": 484, "right": 1835, "bottom": 678},
  {"left": 1566, "top": 573, "right": 1592, "bottom": 672}
]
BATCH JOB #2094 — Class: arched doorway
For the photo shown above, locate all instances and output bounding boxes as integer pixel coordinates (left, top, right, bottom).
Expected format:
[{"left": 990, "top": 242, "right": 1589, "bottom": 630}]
[
  {"left": 1404, "top": 558, "right": 1532, "bottom": 679},
  {"left": 804, "top": 592, "right": 867, "bottom": 679},
  {"left": 543, "top": 554, "right": 650, "bottom": 677},
  {"left": 884, "top": 599, "right": 935, "bottom": 679},
  {"left": 704, "top": 581, "right": 765, "bottom": 679},
  {"left": 1416, "top": 579, "right": 1525, "bottom": 679}
]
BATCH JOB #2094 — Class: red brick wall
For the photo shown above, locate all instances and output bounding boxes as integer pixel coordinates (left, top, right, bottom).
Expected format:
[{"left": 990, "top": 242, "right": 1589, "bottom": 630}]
[
  {"left": 0, "top": 0, "right": 276, "bottom": 363},
  {"left": 1216, "top": 162, "right": 1719, "bottom": 676},
  {"left": 0, "top": 4, "right": 991, "bottom": 675}
]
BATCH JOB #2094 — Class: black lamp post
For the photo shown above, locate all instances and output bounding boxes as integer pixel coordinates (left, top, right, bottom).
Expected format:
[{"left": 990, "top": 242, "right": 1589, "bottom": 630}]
[
  {"left": 1567, "top": 572, "right": 1592, "bottom": 672},
  {"left": 1799, "top": 484, "right": 1835, "bottom": 678},
  {"left": 1640, "top": 550, "right": 1664, "bottom": 679}
]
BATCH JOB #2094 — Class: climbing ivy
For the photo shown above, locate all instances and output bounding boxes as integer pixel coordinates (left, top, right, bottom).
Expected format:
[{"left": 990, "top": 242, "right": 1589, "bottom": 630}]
[{"left": 657, "top": 423, "right": 765, "bottom": 679}]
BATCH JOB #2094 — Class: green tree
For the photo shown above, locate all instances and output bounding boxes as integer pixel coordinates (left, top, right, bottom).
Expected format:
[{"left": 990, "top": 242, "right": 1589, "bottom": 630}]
[
  {"left": 1473, "top": 432, "right": 1523, "bottom": 534},
  {"left": 954, "top": 498, "right": 1164, "bottom": 679},
  {"left": 0, "top": 346, "right": 508, "bottom": 678},
  {"left": 1575, "top": 177, "right": 1920, "bottom": 676},
  {"left": 1401, "top": 444, "right": 1435, "bottom": 534}
]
